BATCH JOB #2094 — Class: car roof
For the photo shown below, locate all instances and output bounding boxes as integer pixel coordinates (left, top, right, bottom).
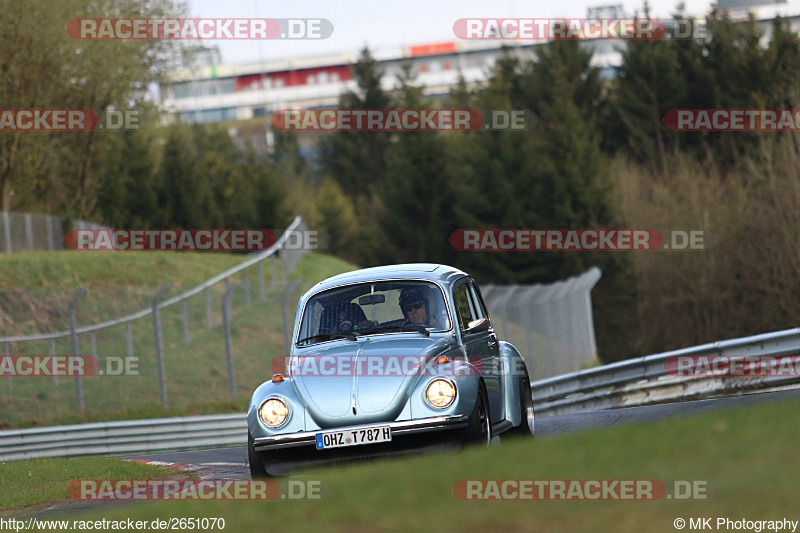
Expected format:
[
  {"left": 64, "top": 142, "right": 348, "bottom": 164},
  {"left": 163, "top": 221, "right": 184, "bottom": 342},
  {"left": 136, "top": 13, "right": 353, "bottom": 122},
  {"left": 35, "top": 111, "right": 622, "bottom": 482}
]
[{"left": 308, "top": 263, "right": 468, "bottom": 293}]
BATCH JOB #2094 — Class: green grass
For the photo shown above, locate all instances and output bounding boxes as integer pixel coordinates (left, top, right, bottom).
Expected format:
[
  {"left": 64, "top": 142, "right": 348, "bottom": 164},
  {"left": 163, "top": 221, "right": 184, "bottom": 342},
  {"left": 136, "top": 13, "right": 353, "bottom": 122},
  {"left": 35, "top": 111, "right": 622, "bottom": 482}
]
[
  {"left": 0, "top": 458, "right": 192, "bottom": 517},
  {"left": 0, "top": 251, "right": 258, "bottom": 338},
  {"left": 75, "top": 394, "right": 800, "bottom": 532},
  {"left": 0, "top": 251, "right": 357, "bottom": 428},
  {"left": 0, "top": 251, "right": 249, "bottom": 292}
]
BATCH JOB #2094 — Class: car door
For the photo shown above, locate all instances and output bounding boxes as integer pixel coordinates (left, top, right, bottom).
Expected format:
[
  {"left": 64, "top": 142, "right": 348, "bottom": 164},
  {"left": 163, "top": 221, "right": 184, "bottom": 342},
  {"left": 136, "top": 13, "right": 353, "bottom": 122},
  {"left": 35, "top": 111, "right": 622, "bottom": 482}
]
[
  {"left": 467, "top": 280, "right": 503, "bottom": 421},
  {"left": 453, "top": 279, "right": 502, "bottom": 424}
]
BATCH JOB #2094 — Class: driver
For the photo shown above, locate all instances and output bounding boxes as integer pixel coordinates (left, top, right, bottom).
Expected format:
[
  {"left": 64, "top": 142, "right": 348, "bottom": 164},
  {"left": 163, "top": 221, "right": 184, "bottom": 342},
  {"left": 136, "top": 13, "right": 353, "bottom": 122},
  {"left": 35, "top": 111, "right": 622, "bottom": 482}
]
[{"left": 399, "top": 287, "right": 442, "bottom": 329}]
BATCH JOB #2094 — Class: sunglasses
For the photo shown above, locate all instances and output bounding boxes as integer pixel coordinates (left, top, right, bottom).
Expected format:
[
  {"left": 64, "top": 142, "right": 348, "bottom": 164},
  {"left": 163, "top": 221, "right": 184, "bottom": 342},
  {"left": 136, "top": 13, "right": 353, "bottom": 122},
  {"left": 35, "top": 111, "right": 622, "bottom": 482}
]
[{"left": 404, "top": 302, "right": 424, "bottom": 313}]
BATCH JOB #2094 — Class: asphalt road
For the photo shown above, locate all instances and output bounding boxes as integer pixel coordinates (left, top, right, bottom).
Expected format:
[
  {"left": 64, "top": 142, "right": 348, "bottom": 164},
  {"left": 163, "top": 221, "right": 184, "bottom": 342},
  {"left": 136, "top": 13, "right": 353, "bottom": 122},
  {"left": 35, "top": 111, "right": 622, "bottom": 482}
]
[
  {"left": 126, "top": 387, "right": 800, "bottom": 480},
  {"left": 21, "top": 388, "right": 800, "bottom": 519}
]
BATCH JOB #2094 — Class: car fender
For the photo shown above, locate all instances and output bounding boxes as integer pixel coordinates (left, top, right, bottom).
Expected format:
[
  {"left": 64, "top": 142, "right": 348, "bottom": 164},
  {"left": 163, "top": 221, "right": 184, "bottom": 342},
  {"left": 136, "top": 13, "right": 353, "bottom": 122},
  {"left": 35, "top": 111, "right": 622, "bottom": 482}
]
[
  {"left": 247, "top": 379, "right": 307, "bottom": 440},
  {"left": 407, "top": 357, "right": 483, "bottom": 420},
  {"left": 498, "top": 341, "right": 529, "bottom": 427}
]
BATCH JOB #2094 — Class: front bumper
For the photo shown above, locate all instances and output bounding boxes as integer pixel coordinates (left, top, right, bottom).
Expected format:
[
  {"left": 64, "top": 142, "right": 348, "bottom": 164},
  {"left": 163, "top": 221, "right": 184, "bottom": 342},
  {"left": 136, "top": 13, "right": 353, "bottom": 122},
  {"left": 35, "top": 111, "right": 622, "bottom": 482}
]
[{"left": 253, "top": 414, "right": 469, "bottom": 452}]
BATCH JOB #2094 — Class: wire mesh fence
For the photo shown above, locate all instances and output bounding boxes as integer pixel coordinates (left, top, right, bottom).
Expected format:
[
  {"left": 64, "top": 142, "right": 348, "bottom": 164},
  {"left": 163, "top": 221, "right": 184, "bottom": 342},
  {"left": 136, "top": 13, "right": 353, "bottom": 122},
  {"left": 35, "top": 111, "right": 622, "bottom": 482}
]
[
  {"left": 0, "top": 211, "right": 109, "bottom": 253},
  {"left": 482, "top": 267, "right": 602, "bottom": 380},
  {"left": 0, "top": 218, "right": 311, "bottom": 426}
]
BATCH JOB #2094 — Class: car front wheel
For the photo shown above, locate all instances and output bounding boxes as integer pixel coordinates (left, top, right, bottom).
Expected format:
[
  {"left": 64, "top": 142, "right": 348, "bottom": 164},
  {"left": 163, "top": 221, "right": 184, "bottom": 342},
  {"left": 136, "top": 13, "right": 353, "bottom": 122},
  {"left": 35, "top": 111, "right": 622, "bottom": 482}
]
[
  {"left": 507, "top": 363, "right": 535, "bottom": 437},
  {"left": 248, "top": 431, "right": 270, "bottom": 479},
  {"left": 463, "top": 382, "right": 492, "bottom": 446}
]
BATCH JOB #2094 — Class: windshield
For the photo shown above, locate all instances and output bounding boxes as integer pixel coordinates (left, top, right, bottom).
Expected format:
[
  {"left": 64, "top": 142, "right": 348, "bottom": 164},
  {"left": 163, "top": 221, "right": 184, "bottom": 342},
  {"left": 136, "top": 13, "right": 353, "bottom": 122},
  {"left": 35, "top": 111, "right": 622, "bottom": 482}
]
[{"left": 297, "top": 280, "right": 451, "bottom": 345}]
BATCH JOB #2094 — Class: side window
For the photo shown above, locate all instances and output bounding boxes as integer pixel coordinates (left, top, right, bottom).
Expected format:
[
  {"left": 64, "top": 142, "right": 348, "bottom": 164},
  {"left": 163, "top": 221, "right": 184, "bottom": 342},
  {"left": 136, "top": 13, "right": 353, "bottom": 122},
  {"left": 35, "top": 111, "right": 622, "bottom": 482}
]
[
  {"left": 468, "top": 282, "right": 490, "bottom": 323},
  {"left": 453, "top": 283, "right": 477, "bottom": 331},
  {"left": 467, "top": 284, "right": 484, "bottom": 319}
]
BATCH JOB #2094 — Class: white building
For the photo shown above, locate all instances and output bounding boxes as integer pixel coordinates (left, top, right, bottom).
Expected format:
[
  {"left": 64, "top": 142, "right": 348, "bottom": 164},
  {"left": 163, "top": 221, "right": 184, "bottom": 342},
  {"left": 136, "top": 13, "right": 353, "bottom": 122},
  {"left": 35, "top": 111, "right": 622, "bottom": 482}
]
[
  {"left": 160, "top": 41, "right": 549, "bottom": 124},
  {"left": 159, "top": 3, "right": 800, "bottom": 125}
]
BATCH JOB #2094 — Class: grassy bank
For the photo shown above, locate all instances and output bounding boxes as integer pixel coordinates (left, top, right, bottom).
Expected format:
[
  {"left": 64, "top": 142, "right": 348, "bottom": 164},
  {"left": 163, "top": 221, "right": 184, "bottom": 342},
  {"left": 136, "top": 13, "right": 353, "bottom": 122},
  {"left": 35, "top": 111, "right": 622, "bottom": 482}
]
[
  {"left": 0, "top": 458, "right": 192, "bottom": 518},
  {"left": 68, "top": 394, "right": 800, "bottom": 532}
]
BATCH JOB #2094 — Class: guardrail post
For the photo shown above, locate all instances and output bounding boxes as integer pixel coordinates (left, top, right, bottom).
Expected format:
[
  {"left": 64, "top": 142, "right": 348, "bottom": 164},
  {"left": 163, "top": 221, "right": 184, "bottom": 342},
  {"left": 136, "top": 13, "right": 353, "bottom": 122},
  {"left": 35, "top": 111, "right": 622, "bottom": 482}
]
[
  {"left": 281, "top": 280, "right": 300, "bottom": 356},
  {"left": 243, "top": 269, "right": 252, "bottom": 309},
  {"left": 181, "top": 300, "right": 190, "bottom": 344},
  {"left": 152, "top": 285, "right": 171, "bottom": 407},
  {"left": 258, "top": 262, "right": 266, "bottom": 301},
  {"left": 126, "top": 323, "right": 134, "bottom": 362},
  {"left": 49, "top": 340, "right": 58, "bottom": 385},
  {"left": 69, "top": 288, "right": 88, "bottom": 410},
  {"left": 205, "top": 287, "right": 213, "bottom": 330},
  {"left": 221, "top": 282, "right": 241, "bottom": 397}
]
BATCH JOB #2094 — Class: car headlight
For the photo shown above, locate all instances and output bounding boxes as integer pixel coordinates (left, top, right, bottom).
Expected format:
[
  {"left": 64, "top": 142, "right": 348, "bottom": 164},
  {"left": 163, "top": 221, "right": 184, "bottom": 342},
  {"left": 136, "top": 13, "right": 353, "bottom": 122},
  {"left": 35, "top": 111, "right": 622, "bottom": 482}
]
[
  {"left": 426, "top": 379, "right": 456, "bottom": 408},
  {"left": 259, "top": 398, "right": 289, "bottom": 427}
]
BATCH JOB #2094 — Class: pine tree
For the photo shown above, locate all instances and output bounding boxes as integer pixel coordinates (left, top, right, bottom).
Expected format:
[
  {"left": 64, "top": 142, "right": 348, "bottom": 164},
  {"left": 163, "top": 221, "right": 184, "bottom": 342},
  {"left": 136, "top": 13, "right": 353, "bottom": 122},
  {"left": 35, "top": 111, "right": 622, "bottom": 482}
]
[
  {"left": 93, "top": 130, "right": 161, "bottom": 228},
  {"left": 446, "top": 42, "right": 613, "bottom": 282},
  {"left": 378, "top": 63, "right": 454, "bottom": 264},
  {"left": 159, "top": 125, "right": 209, "bottom": 228},
  {"left": 321, "top": 47, "right": 392, "bottom": 201},
  {"left": 611, "top": 8, "right": 686, "bottom": 166}
]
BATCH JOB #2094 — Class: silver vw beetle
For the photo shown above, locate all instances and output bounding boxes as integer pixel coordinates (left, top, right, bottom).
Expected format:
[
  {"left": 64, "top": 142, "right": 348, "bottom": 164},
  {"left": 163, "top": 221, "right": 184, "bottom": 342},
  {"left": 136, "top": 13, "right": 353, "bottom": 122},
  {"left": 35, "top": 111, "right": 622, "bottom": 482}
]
[{"left": 247, "top": 263, "right": 535, "bottom": 477}]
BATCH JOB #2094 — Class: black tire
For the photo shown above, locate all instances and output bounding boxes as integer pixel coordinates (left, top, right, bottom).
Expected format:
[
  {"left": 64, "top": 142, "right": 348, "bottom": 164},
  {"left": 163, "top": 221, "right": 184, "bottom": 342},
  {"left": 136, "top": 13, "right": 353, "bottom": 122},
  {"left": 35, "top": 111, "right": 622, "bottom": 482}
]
[
  {"left": 508, "top": 363, "right": 535, "bottom": 437},
  {"left": 248, "top": 431, "right": 269, "bottom": 479},
  {"left": 463, "top": 382, "right": 492, "bottom": 446}
]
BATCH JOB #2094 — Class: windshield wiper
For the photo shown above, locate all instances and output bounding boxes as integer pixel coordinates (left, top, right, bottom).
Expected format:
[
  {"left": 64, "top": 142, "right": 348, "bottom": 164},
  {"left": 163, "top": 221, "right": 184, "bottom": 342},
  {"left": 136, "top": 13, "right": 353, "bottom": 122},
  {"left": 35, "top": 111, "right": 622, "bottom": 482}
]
[
  {"left": 356, "top": 325, "right": 430, "bottom": 337},
  {"left": 296, "top": 332, "right": 357, "bottom": 345}
]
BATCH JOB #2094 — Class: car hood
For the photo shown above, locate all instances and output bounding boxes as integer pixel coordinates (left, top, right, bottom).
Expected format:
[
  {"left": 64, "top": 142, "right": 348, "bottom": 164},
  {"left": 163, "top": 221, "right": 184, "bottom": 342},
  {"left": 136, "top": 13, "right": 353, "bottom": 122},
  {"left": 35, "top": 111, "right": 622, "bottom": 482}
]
[{"left": 291, "top": 335, "right": 456, "bottom": 428}]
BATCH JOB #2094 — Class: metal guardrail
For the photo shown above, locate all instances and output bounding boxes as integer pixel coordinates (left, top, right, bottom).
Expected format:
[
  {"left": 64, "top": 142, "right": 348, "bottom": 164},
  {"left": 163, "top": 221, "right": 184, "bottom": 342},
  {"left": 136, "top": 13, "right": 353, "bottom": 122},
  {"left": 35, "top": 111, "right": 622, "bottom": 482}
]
[
  {"left": 532, "top": 326, "right": 800, "bottom": 415},
  {"left": 2, "top": 326, "right": 799, "bottom": 461},
  {"left": 0, "top": 414, "right": 245, "bottom": 461}
]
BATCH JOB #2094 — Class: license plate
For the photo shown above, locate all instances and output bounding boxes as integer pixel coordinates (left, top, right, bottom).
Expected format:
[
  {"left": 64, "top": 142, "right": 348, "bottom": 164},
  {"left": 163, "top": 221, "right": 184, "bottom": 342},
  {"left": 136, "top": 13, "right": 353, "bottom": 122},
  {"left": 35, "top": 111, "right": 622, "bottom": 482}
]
[{"left": 315, "top": 426, "right": 392, "bottom": 450}]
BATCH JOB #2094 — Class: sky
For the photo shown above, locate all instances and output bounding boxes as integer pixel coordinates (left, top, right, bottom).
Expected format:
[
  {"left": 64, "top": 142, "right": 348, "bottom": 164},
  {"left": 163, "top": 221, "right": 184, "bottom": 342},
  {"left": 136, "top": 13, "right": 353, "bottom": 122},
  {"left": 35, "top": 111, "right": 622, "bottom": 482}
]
[{"left": 187, "top": 0, "right": 716, "bottom": 65}]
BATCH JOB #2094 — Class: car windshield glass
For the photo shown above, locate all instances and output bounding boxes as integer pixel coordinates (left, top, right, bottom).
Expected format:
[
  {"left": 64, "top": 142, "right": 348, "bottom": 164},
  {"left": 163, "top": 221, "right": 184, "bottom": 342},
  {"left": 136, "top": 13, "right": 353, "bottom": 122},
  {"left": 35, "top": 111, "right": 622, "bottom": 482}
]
[{"left": 297, "top": 280, "right": 451, "bottom": 345}]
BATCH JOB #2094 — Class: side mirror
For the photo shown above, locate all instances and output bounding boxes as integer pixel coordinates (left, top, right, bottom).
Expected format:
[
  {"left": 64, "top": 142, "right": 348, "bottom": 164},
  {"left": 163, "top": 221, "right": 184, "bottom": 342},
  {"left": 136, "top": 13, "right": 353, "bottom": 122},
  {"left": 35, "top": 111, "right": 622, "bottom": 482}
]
[{"left": 466, "top": 317, "right": 490, "bottom": 334}]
